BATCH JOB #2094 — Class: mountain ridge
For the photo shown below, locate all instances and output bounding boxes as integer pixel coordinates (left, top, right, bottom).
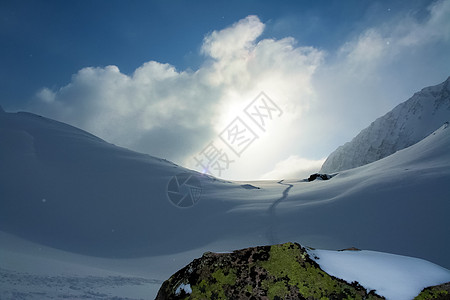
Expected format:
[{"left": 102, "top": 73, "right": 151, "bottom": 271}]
[{"left": 320, "top": 76, "right": 450, "bottom": 173}]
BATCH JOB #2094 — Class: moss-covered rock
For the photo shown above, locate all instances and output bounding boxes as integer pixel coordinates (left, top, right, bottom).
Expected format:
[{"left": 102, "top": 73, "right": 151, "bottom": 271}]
[
  {"left": 155, "top": 242, "right": 384, "bottom": 300},
  {"left": 414, "top": 282, "right": 450, "bottom": 300}
]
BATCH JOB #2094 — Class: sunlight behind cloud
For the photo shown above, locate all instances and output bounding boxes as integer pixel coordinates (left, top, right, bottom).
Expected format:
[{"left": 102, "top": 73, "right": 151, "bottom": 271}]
[
  {"left": 30, "top": 4, "right": 450, "bottom": 180},
  {"left": 260, "top": 156, "right": 326, "bottom": 180},
  {"left": 32, "top": 16, "right": 323, "bottom": 180}
]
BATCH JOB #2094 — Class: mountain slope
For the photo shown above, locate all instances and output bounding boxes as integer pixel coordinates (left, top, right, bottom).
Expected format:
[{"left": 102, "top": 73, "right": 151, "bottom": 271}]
[
  {"left": 1, "top": 109, "right": 449, "bottom": 267},
  {"left": 1, "top": 108, "right": 450, "bottom": 298},
  {"left": 275, "top": 122, "right": 450, "bottom": 268},
  {"left": 0, "top": 109, "right": 212, "bottom": 257},
  {"left": 321, "top": 77, "right": 450, "bottom": 173},
  {"left": 0, "top": 109, "right": 286, "bottom": 258}
]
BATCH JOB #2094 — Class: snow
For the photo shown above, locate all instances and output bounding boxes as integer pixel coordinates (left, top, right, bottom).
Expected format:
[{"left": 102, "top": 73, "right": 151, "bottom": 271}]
[
  {"left": 310, "top": 249, "right": 450, "bottom": 300},
  {"left": 175, "top": 283, "right": 192, "bottom": 295},
  {"left": 273, "top": 123, "right": 450, "bottom": 269},
  {"left": 0, "top": 230, "right": 196, "bottom": 299},
  {"left": 1, "top": 80, "right": 450, "bottom": 299},
  {"left": 321, "top": 76, "right": 450, "bottom": 173}
]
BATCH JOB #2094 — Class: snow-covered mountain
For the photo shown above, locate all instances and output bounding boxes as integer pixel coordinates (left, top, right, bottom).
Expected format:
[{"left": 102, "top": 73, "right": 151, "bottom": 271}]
[
  {"left": 0, "top": 108, "right": 225, "bottom": 257},
  {"left": 1, "top": 107, "right": 450, "bottom": 299},
  {"left": 321, "top": 77, "right": 450, "bottom": 173}
]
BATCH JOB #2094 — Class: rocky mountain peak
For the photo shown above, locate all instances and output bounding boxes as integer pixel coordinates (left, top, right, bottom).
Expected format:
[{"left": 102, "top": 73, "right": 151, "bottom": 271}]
[{"left": 320, "top": 77, "right": 450, "bottom": 173}]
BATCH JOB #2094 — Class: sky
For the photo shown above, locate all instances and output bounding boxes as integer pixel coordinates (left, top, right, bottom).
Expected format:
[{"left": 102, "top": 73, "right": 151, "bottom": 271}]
[{"left": 1, "top": 0, "right": 449, "bottom": 180}]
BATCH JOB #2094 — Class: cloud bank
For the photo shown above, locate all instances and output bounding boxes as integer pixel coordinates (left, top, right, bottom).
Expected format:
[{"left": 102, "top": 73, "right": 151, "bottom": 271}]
[
  {"left": 31, "top": 15, "right": 323, "bottom": 179},
  {"left": 30, "top": 1, "right": 450, "bottom": 180},
  {"left": 260, "top": 156, "right": 326, "bottom": 180}
]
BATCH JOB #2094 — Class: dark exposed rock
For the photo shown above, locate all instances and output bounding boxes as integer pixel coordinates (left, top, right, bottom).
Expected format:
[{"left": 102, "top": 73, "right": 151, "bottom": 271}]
[
  {"left": 307, "top": 173, "right": 333, "bottom": 182},
  {"left": 338, "top": 247, "right": 361, "bottom": 252},
  {"left": 156, "top": 242, "right": 385, "bottom": 300},
  {"left": 241, "top": 184, "right": 261, "bottom": 190}
]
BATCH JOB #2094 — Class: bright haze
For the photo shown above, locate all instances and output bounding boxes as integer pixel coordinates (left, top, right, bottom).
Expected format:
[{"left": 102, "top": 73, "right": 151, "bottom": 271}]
[{"left": 1, "top": 0, "right": 449, "bottom": 180}]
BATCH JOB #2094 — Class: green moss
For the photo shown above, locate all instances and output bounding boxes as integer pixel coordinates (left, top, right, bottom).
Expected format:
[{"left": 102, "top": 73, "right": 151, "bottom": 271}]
[
  {"left": 189, "top": 269, "right": 236, "bottom": 299},
  {"left": 190, "top": 279, "right": 219, "bottom": 299},
  {"left": 245, "top": 284, "right": 253, "bottom": 294},
  {"left": 262, "top": 280, "right": 288, "bottom": 300},
  {"left": 414, "top": 288, "right": 449, "bottom": 299},
  {"left": 259, "top": 243, "right": 364, "bottom": 300},
  {"left": 212, "top": 269, "right": 236, "bottom": 286},
  {"left": 157, "top": 242, "right": 384, "bottom": 300}
]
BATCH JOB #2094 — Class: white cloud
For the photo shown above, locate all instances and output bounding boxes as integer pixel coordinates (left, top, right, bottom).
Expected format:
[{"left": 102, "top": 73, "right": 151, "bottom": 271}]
[
  {"left": 201, "top": 15, "right": 264, "bottom": 60},
  {"left": 33, "top": 62, "right": 220, "bottom": 160},
  {"left": 36, "top": 88, "right": 55, "bottom": 103},
  {"left": 30, "top": 4, "right": 450, "bottom": 180},
  {"left": 338, "top": 0, "right": 450, "bottom": 68},
  {"left": 339, "top": 29, "right": 387, "bottom": 68},
  {"left": 260, "top": 156, "right": 325, "bottom": 180},
  {"left": 310, "top": 0, "right": 450, "bottom": 156},
  {"left": 396, "top": 0, "right": 450, "bottom": 46},
  {"left": 31, "top": 15, "right": 324, "bottom": 177}
]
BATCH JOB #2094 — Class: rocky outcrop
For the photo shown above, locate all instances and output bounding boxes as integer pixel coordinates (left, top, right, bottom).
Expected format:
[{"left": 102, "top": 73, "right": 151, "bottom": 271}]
[
  {"left": 307, "top": 173, "right": 333, "bottom": 182},
  {"left": 156, "top": 242, "right": 384, "bottom": 300},
  {"left": 241, "top": 184, "right": 261, "bottom": 190}
]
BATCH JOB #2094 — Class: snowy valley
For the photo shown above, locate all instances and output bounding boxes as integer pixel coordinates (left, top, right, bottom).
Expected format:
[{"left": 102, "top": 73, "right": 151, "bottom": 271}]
[{"left": 1, "top": 78, "right": 450, "bottom": 299}]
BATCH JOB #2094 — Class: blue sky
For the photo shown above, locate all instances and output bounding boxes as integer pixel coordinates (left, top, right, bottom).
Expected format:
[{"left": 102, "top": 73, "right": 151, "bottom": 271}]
[
  {"left": 1, "top": 0, "right": 449, "bottom": 180},
  {"left": 1, "top": 0, "right": 435, "bottom": 108}
]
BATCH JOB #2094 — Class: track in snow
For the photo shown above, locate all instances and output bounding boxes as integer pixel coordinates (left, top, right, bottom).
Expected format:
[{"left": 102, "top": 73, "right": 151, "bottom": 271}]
[{"left": 267, "top": 180, "right": 294, "bottom": 244}]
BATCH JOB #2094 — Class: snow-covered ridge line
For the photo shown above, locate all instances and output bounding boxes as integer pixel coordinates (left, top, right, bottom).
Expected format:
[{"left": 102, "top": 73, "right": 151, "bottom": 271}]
[{"left": 321, "top": 76, "right": 450, "bottom": 173}]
